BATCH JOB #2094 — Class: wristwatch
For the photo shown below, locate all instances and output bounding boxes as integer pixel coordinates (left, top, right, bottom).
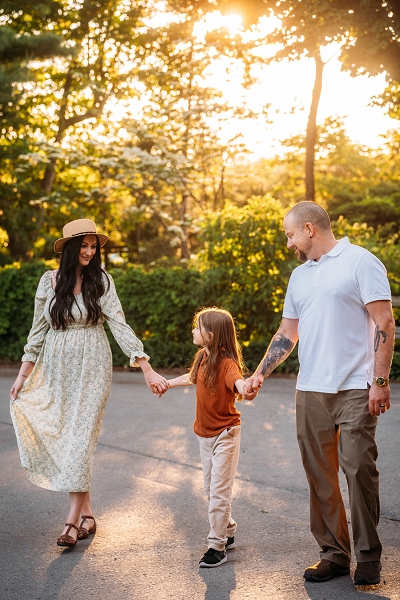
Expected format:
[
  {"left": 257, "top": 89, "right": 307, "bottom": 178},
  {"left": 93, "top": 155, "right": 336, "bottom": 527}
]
[{"left": 373, "top": 376, "right": 390, "bottom": 387}]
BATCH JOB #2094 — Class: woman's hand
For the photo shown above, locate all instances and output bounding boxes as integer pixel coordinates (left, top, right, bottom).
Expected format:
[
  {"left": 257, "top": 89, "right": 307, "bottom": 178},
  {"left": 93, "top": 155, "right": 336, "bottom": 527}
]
[
  {"left": 144, "top": 369, "right": 169, "bottom": 396},
  {"left": 136, "top": 358, "right": 169, "bottom": 396},
  {"left": 10, "top": 361, "right": 35, "bottom": 401},
  {"left": 10, "top": 375, "right": 26, "bottom": 401}
]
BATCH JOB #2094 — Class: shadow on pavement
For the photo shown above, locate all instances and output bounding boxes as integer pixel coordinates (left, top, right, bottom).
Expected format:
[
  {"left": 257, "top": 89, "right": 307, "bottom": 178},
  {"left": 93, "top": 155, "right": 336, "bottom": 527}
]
[{"left": 199, "top": 562, "right": 237, "bottom": 600}]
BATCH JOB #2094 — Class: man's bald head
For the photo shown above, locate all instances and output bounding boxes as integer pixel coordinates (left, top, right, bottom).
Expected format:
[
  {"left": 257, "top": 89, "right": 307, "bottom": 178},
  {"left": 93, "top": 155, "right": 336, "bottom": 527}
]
[{"left": 285, "top": 201, "right": 331, "bottom": 232}]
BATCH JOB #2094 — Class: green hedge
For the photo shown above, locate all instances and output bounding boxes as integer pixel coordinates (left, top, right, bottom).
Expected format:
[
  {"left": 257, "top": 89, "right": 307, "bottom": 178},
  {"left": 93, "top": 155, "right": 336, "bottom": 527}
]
[
  {"left": 1, "top": 261, "right": 399, "bottom": 379},
  {"left": 0, "top": 261, "right": 54, "bottom": 362},
  {"left": 0, "top": 262, "right": 286, "bottom": 372}
]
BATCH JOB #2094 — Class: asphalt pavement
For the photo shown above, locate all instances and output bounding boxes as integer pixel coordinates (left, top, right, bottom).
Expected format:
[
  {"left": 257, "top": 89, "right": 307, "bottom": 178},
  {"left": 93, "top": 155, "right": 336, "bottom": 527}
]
[{"left": 0, "top": 367, "right": 399, "bottom": 600}]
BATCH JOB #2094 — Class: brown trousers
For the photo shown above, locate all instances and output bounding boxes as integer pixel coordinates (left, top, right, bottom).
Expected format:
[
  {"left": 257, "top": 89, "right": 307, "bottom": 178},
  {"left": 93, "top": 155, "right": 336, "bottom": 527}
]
[{"left": 296, "top": 388, "right": 381, "bottom": 566}]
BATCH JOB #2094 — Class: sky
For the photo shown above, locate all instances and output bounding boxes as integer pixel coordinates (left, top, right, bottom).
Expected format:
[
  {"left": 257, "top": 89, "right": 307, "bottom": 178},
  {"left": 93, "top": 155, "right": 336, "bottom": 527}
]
[
  {"left": 205, "top": 53, "right": 394, "bottom": 159},
  {"left": 118, "top": 6, "right": 397, "bottom": 161},
  {"left": 193, "top": 12, "right": 395, "bottom": 159}
]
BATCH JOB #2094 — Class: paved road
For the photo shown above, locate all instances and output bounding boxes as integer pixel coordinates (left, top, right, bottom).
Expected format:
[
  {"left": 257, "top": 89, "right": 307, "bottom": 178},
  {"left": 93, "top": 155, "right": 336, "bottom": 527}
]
[{"left": 1, "top": 368, "right": 399, "bottom": 600}]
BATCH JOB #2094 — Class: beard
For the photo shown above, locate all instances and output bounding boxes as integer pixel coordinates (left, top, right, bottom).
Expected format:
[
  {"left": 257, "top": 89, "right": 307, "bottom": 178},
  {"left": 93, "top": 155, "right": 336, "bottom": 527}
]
[
  {"left": 294, "top": 239, "right": 313, "bottom": 262},
  {"left": 297, "top": 249, "right": 308, "bottom": 262}
]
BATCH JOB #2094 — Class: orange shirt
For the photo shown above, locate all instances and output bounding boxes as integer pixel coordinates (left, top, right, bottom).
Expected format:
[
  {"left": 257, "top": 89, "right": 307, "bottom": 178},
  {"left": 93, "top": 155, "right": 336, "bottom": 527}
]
[{"left": 193, "top": 355, "right": 242, "bottom": 438}]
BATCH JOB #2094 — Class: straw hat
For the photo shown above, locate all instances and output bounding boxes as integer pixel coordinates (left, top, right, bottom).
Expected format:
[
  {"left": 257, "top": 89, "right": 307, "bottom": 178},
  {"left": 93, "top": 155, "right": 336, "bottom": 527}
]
[{"left": 54, "top": 219, "right": 109, "bottom": 253}]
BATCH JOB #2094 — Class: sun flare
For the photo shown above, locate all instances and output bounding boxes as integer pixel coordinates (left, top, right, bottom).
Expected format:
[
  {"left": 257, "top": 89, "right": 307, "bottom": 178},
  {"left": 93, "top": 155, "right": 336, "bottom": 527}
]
[{"left": 111, "top": 5, "right": 395, "bottom": 159}]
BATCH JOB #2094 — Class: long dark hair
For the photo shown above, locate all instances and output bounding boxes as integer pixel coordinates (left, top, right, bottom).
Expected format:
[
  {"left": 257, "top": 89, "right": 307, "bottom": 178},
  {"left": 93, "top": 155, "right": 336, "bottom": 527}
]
[
  {"left": 189, "top": 307, "right": 245, "bottom": 393},
  {"left": 50, "top": 235, "right": 109, "bottom": 330}
]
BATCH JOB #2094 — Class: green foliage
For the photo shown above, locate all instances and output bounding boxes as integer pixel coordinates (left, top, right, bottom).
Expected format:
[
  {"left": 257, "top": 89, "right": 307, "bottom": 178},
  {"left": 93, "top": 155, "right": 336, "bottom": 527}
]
[
  {"left": 391, "top": 351, "right": 400, "bottom": 381},
  {"left": 339, "top": 0, "right": 400, "bottom": 117},
  {"left": 332, "top": 218, "right": 400, "bottom": 294},
  {"left": 0, "top": 260, "right": 56, "bottom": 361},
  {"left": 108, "top": 266, "right": 204, "bottom": 368},
  {"left": 1, "top": 198, "right": 399, "bottom": 380},
  {"left": 195, "top": 195, "right": 297, "bottom": 370}
]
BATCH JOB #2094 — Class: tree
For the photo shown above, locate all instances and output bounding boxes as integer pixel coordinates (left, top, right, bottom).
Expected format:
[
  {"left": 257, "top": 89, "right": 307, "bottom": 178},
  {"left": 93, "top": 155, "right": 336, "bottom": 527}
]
[
  {"left": 0, "top": 3, "right": 72, "bottom": 260},
  {"left": 339, "top": 1, "right": 400, "bottom": 119},
  {"left": 0, "top": 1, "right": 166, "bottom": 259},
  {"left": 189, "top": 0, "right": 354, "bottom": 201},
  {"left": 127, "top": 7, "right": 255, "bottom": 259}
]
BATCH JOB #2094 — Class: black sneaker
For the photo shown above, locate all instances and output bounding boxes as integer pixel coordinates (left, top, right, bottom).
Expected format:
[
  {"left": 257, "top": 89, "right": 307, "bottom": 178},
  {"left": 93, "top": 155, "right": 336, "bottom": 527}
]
[
  {"left": 199, "top": 548, "right": 227, "bottom": 568},
  {"left": 226, "top": 536, "right": 235, "bottom": 550}
]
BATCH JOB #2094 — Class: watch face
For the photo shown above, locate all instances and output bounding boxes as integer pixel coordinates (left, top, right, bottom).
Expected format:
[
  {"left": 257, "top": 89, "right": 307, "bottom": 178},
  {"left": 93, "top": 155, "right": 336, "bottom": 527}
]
[{"left": 376, "top": 377, "right": 387, "bottom": 386}]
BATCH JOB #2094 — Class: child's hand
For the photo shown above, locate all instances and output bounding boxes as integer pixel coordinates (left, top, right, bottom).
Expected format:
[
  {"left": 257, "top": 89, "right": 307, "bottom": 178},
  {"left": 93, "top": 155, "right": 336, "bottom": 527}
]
[
  {"left": 245, "top": 373, "right": 264, "bottom": 394},
  {"left": 150, "top": 381, "right": 169, "bottom": 398},
  {"left": 242, "top": 381, "right": 258, "bottom": 401}
]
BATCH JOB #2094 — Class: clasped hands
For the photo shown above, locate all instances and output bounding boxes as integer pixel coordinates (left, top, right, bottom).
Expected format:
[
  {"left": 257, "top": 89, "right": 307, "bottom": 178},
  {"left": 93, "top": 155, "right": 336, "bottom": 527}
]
[
  {"left": 242, "top": 373, "right": 264, "bottom": 399},
  {"left": 148, "top": 373, "right": 264, "bottom": 399},
  {"left": 143, "top": 369, "right": 169, "bottom": 396}
]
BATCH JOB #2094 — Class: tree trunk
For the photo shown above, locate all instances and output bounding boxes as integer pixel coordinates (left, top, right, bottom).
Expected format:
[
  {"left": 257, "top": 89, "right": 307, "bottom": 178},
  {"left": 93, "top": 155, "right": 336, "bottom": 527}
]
[
  {"left": 41, "top": 161, "right": 56, "bottom": 194},
  {"left": 305, "top": 50, "right": 324, "bottom": 202},
  {"left": 180, "top": 190, "right": 191, "bottom": 260},
  {"left": 39, "top": 67, "right": 107, "bottom": 194}
]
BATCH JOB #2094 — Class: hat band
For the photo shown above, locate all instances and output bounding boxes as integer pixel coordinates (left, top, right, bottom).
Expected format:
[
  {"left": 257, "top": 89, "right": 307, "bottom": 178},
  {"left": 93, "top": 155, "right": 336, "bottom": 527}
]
[{"left": 70, "top": 230, "right": 97, "bottom": 237}]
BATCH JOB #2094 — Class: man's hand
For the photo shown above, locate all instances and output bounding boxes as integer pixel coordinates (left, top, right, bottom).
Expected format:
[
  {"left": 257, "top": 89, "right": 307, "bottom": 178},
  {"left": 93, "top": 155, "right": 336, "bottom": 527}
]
[
  {"left": 369, "top": 384, "right": 391, "bottom": 416},
  {"left": 245, "top": 373, "right": 264, "bottom": 394},
  {"left": 242, "top": 380, "right": 259, "bottom": 400}
]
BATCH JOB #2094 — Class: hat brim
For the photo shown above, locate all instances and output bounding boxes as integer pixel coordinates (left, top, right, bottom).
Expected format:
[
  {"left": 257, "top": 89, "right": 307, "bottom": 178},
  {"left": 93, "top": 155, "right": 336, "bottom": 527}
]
[{"left": 54, "top": 233, "right": 109, "bottom": 253}]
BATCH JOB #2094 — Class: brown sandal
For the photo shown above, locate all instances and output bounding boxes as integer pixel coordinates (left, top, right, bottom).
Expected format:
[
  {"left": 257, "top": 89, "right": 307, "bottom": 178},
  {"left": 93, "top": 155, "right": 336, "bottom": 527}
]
[
  {"left": 57, "top": 523, "right": 79, "bottom": 548},
  {"left": 77, "top": 515, "right": 96, "bottom": 540}
]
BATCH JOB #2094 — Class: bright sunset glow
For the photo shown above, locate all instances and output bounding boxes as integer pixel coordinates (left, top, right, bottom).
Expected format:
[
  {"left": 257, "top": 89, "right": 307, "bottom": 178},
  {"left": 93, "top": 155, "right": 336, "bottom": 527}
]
[{"left": 111, "top": 7, "right": 396, "bottom": 160}]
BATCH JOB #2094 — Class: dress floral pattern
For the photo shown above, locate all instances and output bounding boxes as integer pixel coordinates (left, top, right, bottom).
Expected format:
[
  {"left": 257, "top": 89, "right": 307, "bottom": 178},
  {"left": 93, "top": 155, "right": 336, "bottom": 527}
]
[{"left": 10, "top": 270, "right": 149, "bottom": 492}]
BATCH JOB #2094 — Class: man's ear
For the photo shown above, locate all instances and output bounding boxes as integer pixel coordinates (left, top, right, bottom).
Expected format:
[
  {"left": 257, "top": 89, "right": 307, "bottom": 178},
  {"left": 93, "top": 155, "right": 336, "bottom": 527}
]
[{"left": 305, "top": 222, "right": 314, "bottom": 238}]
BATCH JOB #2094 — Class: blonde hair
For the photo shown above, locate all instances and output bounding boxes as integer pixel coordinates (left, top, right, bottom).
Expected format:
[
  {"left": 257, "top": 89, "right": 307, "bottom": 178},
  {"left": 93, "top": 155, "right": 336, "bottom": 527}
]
[{"left": 189, "top": 307, "right": 245, "bottom": 394}]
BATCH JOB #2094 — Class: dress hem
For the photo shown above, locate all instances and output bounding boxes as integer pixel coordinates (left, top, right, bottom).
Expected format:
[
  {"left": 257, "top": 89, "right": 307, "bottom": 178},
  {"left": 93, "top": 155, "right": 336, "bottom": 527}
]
[{"left": 24, "top": 468, "right": 91, "bottom": 493}]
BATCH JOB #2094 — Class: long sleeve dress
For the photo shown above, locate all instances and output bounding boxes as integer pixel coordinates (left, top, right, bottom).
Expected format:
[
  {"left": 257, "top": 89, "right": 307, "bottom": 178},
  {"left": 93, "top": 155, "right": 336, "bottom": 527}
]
[{"left": 10, "top": 270, "right": 149, "bottom": 492}]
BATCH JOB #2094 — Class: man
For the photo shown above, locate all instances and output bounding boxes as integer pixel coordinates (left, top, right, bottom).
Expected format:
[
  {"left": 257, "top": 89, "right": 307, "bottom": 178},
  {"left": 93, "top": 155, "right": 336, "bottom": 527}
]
[{"left": 247, "top": 201, "right": 395, "bottom": 586}]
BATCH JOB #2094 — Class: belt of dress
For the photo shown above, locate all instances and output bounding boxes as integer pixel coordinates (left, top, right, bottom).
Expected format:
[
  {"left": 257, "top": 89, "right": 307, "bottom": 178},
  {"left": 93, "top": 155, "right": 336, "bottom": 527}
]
[{"left": 50, "top": 323, "right": 104, "bottom": 331}]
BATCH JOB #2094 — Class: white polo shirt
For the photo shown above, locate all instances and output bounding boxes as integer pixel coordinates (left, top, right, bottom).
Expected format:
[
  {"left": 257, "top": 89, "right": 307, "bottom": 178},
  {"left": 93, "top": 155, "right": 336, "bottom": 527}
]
[{"left": 283, "top": 237, "right": 391, "bottom": 393}]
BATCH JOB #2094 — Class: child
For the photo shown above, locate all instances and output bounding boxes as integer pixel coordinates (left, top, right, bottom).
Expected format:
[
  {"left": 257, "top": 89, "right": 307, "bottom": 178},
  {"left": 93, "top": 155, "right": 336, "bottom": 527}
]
[{"left": 165, "top": 307, "right": 256, "bottom": 567}]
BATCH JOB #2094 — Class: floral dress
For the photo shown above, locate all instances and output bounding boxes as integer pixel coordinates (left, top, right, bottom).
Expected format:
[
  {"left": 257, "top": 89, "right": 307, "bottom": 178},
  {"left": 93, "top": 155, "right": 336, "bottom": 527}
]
[{"left": 10, "top": 270, "right": 149, "bottom": 492}]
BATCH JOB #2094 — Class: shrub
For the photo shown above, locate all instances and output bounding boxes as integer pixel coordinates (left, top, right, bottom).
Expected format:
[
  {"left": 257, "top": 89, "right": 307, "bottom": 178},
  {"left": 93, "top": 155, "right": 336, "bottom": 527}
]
[
  {"left": 0, "top": 261, "right": 55, "bottom": 362},
  {"left": 108, "top": 266, "right": 205, "bottom": 368}
]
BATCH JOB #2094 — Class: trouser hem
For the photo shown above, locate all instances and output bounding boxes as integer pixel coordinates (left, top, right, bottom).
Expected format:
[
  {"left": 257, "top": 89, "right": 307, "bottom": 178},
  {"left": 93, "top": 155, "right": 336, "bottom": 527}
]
[
  {"left": 355, "top": 553, "right": 382, "bottom": 563},
  {"left": 208, "top": 544, "right": 226, "bottom": 552},
  {"left": 320, "top": 552, "right": 351, "bottom": 568}
]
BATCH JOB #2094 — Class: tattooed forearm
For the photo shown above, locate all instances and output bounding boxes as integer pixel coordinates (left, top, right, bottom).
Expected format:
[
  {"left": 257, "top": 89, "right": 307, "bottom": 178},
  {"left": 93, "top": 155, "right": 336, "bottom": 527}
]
[
  {"left": 260, "top": 333, "right": 296, "bottom": 377},
  {"left": 374, "top": 325, "right": 389, "bottom": 352}
]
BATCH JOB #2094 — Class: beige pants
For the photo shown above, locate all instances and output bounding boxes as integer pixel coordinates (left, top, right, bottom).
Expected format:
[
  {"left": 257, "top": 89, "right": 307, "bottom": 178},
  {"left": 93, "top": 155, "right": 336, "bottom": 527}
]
[
  {"left": 197, "top": 426, "right": 241, "bottom": 552},
  {"left": 296, "top": 389, "right": 381, "bottom": 566}
]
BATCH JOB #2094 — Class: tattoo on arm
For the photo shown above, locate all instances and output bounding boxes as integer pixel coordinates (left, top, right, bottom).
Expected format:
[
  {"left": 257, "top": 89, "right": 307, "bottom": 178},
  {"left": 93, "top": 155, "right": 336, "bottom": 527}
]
[
  {"left": 260, "top": 333, "right": 296, "bottom": 377},
  {"left": 374, "top": 325, "right": 389, "bottom": 352}
]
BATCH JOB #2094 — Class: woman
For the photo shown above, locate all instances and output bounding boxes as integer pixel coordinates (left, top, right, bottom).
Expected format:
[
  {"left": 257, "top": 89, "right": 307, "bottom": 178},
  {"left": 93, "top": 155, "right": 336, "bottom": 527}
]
[{"left": 10, "top": 219, "right": 167, "bottom": 548}]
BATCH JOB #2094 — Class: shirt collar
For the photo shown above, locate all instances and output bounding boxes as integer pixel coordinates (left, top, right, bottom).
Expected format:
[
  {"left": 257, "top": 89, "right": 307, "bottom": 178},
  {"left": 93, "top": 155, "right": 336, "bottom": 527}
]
[{"left": 305, "top": 237, "right": 349, "bottom": 267}]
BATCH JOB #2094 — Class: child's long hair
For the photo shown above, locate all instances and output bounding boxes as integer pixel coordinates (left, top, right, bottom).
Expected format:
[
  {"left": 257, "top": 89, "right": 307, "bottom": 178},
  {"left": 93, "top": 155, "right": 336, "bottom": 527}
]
[{"left": 189, "top": 307, "right": 245, "bottom": 393}]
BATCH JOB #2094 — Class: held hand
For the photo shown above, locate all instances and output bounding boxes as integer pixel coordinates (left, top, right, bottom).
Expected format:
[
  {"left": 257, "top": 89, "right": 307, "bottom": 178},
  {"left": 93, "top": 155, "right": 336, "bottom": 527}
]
[
  {"left": 144, "top": 369, "right": 169, "bottom": 396},
  {"left": 246, "top": 373, "right": 264, "bottom": 394},
  {"left": 369, "top": 384, "right": 390, "bottom": 417},
  {"left": 242, "top": 381, "right": 258, "bottom": 401},
  {"left": 10, "top": 375, "right": 25, "bottom": 401},
  {"left": 150, "top": 381, "right": 170, "bottom": 398}
]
